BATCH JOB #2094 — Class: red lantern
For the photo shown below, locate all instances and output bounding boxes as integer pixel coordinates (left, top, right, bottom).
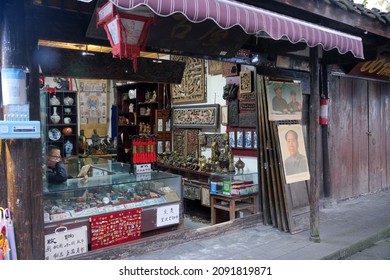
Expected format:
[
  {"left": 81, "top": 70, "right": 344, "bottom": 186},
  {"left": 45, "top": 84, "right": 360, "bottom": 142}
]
[{"left": 96, "top": 2, "right": 156, "bottom": 72}]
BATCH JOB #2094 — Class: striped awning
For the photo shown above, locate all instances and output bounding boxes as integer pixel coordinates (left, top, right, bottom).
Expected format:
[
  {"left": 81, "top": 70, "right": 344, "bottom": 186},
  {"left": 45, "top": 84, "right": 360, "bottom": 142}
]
[{"left": 109, "top": 0, "right": 364, "bottom": 59}]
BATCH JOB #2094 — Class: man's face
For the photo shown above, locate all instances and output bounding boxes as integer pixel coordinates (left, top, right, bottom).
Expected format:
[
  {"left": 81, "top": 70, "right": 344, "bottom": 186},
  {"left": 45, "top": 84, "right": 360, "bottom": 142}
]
[
  {"left": 47, "top": 149, "right": 61, "bottom": 168},
  {"left": 286, "top": 131, "right": 299, "bottom": 157},
  {"left": 275, "top": 87, "right": 282, "bottom": 97}
]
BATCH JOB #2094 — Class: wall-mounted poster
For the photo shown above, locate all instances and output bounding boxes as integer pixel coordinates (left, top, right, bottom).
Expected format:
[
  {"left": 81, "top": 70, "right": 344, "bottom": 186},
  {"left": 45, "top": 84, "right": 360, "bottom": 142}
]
[
  {"left": 78, "top": 79, "right": 109, "bottom": 138},
  {"left": 278, "top": 124, "right": 310, "bottom": 184},
  {"left": 266, "top": 81, "right": 303, "bottom": 121}
]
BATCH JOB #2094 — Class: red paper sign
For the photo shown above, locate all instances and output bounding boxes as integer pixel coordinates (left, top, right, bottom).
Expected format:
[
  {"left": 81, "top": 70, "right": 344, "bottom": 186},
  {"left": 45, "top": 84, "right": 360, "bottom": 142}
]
[{"left": 90, "top": 208, "right": 142, "bottom": 250}]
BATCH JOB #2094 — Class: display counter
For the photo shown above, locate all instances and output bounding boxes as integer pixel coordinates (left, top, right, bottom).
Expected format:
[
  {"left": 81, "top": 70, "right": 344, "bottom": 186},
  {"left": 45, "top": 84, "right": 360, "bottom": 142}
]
[{"left": 44, "top": 162, "right": 183, "bottom": 258}]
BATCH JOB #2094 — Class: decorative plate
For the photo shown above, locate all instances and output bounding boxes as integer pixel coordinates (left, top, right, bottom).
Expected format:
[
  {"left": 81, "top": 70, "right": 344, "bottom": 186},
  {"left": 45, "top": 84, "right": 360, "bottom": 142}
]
[{"left": 48, "top": 128, "right": 61, "bottom": 141}]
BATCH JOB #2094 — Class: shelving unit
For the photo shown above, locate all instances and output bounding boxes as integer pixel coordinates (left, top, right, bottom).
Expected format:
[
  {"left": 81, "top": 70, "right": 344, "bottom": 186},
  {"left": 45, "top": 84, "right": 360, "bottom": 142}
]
[
  {"left": 115, "top": 83, "right": 166, "bottom": 163},
  {"left": 45, "top": 90, "right": 79, "bottom": 158}
]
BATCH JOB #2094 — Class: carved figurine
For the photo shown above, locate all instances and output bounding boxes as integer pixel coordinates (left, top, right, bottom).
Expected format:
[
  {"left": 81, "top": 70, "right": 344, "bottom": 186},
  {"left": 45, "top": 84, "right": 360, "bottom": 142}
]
[
  {"left": 211, "top": 140, "right": 220, "bottom": 162},
  {"left": 91, "top": 129, "right": 100, "bottom": 150},
  {"left": 198, "top": 156, "right": 207, "bottom": 171},
  {"left": 149, "top": 90, "right": 157, "bottom": 102}
]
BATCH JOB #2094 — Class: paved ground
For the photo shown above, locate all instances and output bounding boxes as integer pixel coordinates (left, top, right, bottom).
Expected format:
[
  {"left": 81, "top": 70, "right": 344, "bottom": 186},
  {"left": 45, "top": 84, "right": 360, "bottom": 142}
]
[
  {"left": 345, "top": 237, "right": 390, "bottom": 260},
  {"left": 125, "top": 188, "right": 390, "bottom": 260}
]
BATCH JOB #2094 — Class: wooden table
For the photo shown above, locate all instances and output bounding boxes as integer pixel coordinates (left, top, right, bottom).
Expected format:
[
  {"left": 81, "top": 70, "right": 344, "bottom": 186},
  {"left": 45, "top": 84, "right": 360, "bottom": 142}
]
[{"left": 210, "top": 193, "right": 258, "bottom": 224}]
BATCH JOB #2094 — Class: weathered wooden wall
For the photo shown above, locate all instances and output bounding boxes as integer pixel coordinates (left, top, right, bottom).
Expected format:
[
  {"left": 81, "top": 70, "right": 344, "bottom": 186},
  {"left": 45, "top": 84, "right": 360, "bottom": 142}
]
[{"left": 328, "top": 76, "right": 390, "bottom": 200}]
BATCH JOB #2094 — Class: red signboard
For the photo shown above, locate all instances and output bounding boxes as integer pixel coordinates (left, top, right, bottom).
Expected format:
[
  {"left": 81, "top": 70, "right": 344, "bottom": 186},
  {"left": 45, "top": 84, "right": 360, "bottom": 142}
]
[
  {"left": 90, "top": 208, "right": 142, "bottom": 250},
  {"left": 348, "top": 59, "right": 390, "bottom": 81}
]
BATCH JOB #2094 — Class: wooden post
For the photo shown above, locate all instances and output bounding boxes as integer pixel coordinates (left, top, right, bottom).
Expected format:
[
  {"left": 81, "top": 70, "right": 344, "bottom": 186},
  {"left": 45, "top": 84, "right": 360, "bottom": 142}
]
[
  {"left": 1, "top": 0, "right": 44, "bottom": 259},
  {"left": 309, "top": 47, "right": 321, "bottom": 242}
]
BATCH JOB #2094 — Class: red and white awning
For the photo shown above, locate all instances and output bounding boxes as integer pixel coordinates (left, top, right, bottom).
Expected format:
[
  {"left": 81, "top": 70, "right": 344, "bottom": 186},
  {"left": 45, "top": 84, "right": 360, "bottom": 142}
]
[{"left": 109, "top": 0, "right": 364, "bottom": 59}]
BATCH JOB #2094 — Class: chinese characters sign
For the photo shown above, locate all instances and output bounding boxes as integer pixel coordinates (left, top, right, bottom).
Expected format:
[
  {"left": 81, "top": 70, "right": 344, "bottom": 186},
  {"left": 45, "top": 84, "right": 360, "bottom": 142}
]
[
  {"left": 156, "top": 204, "right": 180, "bottom": 227},
  {"left": 45, "top": 226, "right": 88, "bottom": 260}
]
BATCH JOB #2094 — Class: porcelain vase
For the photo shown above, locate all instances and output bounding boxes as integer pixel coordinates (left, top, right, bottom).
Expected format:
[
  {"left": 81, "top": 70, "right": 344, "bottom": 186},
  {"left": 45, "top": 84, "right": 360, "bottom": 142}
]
[
  {"left": 50, "top": 107, "right": 61, "bottom": 124},
  {"left": 49, "top": 95, "right": 61, "bottom": 106},
  {"left": 63, "top": 96, "right": 74, "bottom": 105},
  {"left": 64, "top": 140, "right": 73, "bottom": 157}
]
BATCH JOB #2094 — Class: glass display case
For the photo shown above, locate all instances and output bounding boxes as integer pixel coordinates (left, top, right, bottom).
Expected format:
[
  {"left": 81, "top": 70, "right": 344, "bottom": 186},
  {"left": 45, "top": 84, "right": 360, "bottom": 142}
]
[
  {"left": 44, "top": 162, "right": 183, "bottom": 226},
  {"left": 209, "top": 172, "right": 258, "bottom": 196}
]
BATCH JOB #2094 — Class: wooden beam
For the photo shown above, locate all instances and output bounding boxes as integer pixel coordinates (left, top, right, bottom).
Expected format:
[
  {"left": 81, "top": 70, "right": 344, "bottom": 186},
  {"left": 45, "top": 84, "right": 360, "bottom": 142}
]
[
  {"left": 37, "top": 46, "right": 185, "bottom": 84},
  {"left": 309, "top": 47, "right": 321, "bottom": 243},
  {"left": 265, "top": 0, "right": 390, "bottom": 39}
]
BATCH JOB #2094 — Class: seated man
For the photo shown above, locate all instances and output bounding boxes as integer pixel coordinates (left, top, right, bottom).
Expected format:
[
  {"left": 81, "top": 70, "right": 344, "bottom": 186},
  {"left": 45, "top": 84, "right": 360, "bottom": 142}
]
[{"left": 46, "top": 145, "right": 68, "bottom": 183}]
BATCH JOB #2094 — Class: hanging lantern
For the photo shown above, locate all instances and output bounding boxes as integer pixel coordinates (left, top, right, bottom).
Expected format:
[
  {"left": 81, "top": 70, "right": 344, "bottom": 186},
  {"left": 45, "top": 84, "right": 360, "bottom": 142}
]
[{"left": 96, "top": 1, "right": 156, "bottom": 72}]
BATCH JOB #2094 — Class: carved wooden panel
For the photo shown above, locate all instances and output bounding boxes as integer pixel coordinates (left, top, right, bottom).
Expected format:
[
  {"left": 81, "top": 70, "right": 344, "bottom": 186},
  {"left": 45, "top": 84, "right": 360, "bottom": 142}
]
[
  {"left": 205, "top": 133, "right": 225, "bottom": 148},
  {"left": 222, "top": 62, "right": 238, "bottom": 77},
  {"left": 172, "top": 104, "right": 219, "bottom": 128},
  {"left": 228, "top": 99, "right": 239, "bottom": 127},
  {"left": 173, "top": 128, "right": 199, "bottom": 157},
  {"left": 170, "top": 56, "right": 206, "bottom": 104},
  {"left": 239, "top": 112, "right": 257, "bottom": 128}
]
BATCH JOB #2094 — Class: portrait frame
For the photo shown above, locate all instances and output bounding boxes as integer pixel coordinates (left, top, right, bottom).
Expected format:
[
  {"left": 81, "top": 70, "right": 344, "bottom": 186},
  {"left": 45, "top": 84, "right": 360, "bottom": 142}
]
[
  {"left": 266, "top": 80, "right": 303, "bottom": 121},
  {"left": 277, "top": 124, "right": 310, "bottom": 184},
  {"left": 172, "top": 104, "right": 220, "bottom": 129}
]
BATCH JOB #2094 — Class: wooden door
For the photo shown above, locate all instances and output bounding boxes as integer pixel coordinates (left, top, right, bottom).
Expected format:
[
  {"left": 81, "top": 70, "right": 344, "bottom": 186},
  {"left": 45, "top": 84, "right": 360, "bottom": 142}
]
[
  {"left": 368, "top": 81, "right": 389, "bottom": 192},
  {"left": 329, "top": 76, "right": 367, "bottom": 199},
  {"left": 329, "top": 76, "right": 390, "bottom": 200}
]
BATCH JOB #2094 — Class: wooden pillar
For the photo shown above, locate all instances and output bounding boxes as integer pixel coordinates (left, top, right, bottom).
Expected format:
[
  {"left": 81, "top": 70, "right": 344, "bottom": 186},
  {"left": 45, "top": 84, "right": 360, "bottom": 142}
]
[
  {"left": 1, "top": 0, "right": 44, "bottom": 259},
  {"left": 309, "top": 47, "right": 321, "bottom": 242}
]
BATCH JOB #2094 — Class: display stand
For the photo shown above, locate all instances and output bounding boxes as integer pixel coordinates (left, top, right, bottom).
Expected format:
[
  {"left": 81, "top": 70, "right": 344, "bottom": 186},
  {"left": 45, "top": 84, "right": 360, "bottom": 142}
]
[{"left": 210, "top": 193, "right": 258, "bottom": 224}]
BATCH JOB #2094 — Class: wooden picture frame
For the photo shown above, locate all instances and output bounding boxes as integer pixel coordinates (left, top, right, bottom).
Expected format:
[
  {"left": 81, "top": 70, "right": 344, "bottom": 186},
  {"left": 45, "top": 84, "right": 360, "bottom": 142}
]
[
  {"left": 266, "top": 80, "right": 303, "bottom": 121},
  {"left": 172, "top": 104, "right": 220, "bottom": 128},
  {"left": 221, "top": 105, "right": 228, "bottom": 125},
  {"left": 208, "top": 60, "right": 223, "bottom": 75}
]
